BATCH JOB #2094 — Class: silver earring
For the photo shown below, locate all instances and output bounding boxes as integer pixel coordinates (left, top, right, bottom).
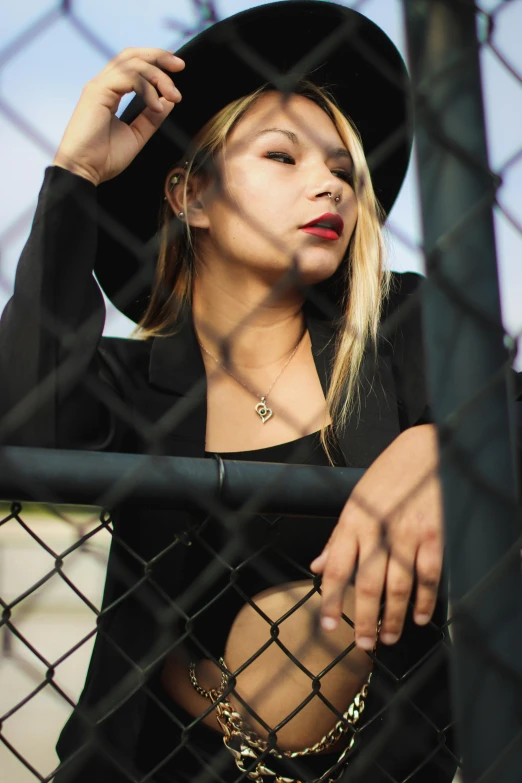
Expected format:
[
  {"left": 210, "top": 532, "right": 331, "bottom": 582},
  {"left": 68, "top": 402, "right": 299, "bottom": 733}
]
[{"left": 178, "top": 211, "right": 184, "bottom": 219}]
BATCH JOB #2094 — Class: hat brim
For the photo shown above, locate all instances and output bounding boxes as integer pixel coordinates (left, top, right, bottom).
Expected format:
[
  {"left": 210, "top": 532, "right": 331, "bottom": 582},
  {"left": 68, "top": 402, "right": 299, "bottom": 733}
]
[{"left": 95, "top": 0, "right": 412, "bottom": 324}]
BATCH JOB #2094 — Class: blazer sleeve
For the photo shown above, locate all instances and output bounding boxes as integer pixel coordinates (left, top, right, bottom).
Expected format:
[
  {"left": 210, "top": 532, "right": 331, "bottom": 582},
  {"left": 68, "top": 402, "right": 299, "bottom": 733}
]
[{"left": 0, "top": 166, "right": 121, "bottom": 450}]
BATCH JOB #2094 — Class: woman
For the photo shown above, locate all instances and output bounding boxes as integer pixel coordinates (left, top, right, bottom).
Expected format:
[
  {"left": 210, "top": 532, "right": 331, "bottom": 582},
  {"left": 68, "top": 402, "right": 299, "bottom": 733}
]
[{"left": 0, "top": 2, "right": 459, "bottom": 782}]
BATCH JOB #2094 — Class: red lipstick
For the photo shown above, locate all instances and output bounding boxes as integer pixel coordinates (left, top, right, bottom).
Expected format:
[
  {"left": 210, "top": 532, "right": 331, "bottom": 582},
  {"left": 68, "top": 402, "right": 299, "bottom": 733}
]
[{"left": 301, "top": 212, "right": 344, "bottom": 241}]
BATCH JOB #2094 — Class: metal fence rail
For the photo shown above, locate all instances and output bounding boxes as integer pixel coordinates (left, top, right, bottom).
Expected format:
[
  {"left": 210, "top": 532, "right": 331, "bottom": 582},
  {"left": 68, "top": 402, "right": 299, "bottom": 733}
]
[
  {"left": 1, "top": 2, "right": 521, "bottom": 783},
  {"left": 0, "top": 447, "right": 363, "bottom": 514}
]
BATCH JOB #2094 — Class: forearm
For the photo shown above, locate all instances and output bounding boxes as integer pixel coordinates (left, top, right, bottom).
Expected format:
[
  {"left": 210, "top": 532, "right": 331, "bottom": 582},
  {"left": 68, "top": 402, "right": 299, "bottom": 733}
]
[{"left": 0, "top": 167, "right": 107, "bottom": 447}]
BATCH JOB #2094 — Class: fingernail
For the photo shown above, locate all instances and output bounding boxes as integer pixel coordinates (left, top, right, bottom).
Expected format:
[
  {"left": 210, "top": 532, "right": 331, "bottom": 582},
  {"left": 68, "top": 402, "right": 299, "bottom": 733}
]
[
  {"left": 381, "top": 632, "right": 399, "bottom": 645},
  {"left": 321, "top": 616, "right": 338, "bottom": 631},
  {"left": 356, "top": 636, "right": 374, "bottom": 650},
  {"left": 415, "top": 613, "right": 430, "bottom": 625}
]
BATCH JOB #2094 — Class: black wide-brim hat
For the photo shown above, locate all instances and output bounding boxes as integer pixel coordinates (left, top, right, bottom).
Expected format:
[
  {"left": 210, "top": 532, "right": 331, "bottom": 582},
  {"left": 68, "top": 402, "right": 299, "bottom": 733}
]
[{"left": 95, "top": 0, "right": 413, "bottom": 324}]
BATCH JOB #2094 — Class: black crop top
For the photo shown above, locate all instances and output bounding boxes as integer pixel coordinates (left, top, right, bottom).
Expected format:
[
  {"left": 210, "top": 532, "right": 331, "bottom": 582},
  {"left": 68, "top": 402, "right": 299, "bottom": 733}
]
[{"left": 176, "top": 427, "right": 346, "bottom": 663}]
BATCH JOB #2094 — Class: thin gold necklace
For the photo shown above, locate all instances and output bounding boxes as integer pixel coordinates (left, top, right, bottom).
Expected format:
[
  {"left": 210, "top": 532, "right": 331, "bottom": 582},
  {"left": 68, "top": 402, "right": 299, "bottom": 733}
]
[{"left": 198, "top": 330, "right": 306, "bottom": 423}]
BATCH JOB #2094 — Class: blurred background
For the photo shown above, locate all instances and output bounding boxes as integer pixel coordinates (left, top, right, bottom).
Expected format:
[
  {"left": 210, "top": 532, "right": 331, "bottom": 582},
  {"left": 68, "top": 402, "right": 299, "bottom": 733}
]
[{"left": 1, "top": 1, "right": 521, "bottom": 780}]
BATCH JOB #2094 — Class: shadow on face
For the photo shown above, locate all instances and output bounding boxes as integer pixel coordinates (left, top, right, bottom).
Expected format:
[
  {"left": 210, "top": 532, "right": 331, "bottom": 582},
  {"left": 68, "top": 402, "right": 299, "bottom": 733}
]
[{"left": 189, "top": 91, "right": 359, "bottom": 294}]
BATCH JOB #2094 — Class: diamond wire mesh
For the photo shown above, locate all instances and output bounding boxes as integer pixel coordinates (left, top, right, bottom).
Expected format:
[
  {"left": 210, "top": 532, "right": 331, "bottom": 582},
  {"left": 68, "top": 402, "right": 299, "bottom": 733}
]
[{"left": 0, "top": 1, "right": 521, "bottom": 782}]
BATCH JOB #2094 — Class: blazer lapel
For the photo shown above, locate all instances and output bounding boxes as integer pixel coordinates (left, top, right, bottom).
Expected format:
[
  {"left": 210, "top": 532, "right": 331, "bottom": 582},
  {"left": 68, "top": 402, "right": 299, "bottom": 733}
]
[
  {"left": 148, "top": 299, "right": 401, "bottom": 465},
  {"left": 148, "top": 304, "right": 207, "bottom": 454}
]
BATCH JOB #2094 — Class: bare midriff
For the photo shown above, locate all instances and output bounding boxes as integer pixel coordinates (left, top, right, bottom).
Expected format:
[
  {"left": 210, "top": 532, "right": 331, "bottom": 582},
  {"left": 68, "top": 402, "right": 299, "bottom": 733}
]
[{"left": 161, "top": 579, "right": 372, "bottom": 756}]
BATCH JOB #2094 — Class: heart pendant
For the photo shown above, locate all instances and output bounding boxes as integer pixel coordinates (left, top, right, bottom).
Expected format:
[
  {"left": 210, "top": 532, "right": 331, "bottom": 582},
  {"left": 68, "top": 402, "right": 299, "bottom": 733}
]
[{"left": 255, "top": 398, "right": 273, "bottom": 424}]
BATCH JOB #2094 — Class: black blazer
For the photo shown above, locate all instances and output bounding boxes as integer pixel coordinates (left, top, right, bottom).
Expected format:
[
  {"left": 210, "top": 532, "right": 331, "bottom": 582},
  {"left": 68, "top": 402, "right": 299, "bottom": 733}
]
[{"left": 1, "top": 167, "right": 519, "bottom": 783}]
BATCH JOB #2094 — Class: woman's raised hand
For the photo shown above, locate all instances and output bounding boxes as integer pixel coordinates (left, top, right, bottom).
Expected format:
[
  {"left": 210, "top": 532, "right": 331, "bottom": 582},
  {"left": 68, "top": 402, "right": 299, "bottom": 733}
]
[{"left": 53, "top": 48, "right": 184, "bottom": 186}]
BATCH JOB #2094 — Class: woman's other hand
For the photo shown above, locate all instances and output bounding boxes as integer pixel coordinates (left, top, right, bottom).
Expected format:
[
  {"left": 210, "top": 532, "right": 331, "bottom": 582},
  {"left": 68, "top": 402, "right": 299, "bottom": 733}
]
[
  {"left": 310, "top": 424, "right": 443, "bottom": 650},
  {"left": 53, "top": 48, "right": 184, "bottom": 186}
]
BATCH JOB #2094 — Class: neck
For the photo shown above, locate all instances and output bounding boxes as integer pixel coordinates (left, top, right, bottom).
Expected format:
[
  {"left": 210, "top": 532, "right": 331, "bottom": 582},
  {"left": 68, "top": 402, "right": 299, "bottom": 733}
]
[{"left": 191, "top": 264, "right": 306, "bottom": 372}]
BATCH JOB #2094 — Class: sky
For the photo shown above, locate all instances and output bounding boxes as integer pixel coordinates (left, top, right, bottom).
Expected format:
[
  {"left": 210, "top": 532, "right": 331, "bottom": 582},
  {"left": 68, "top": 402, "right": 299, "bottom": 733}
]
[{"left": 0, "top": 0, "right": 521, "bottom": 368}]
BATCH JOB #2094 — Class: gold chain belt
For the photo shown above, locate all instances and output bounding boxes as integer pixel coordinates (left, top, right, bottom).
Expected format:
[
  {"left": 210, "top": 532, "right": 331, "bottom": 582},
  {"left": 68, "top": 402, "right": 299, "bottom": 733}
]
[{"left": 188, "top": 642, "right": 378, "bottom": 783}]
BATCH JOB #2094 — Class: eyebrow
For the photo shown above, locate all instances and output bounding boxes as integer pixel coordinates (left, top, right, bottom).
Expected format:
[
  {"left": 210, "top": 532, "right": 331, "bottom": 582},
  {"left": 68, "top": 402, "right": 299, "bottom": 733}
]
[{"left": 254, "top": 128, "right": 353, "bottom": 163}]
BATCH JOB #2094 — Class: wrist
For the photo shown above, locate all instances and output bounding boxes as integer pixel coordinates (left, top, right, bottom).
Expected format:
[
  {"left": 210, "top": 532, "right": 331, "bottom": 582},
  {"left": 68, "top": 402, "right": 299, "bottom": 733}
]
[{"left": 52, "top": 158, "right": 100, "bottom": 187}]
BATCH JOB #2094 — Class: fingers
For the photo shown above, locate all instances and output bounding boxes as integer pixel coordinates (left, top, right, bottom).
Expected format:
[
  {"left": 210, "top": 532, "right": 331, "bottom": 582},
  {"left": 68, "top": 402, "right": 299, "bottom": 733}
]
[
  {"left": 413, "top": 536, "right": 443, "bottom": 625},
  {"left": 111, "top": 47, "right": 185, "bottom": 82},
  {"left": 114, "top": 47, "right": 185, "bottom": 71},
  {"left": 126, "top": 58, "right": 182, "bottom": 110},
  {"left": 353, "top": 539, "right": 388, "bottom": 650},
  {"left": 130, "top": 72, "right": 168, "bottom": 114},
  {"left": 92, "top": 48, "right": 184, "bottom": 112},
  {"left": 130, "top": 97, "right": 177, "bottom": 143},
  {"left": 310, "top": 459, "right": 443, "bottom": 650},
  {"left": 314, "top": 533, "right": 358, "bottom": 632},
  {"left": 379, "top": 547, "right": 415, "bottom": 645}
]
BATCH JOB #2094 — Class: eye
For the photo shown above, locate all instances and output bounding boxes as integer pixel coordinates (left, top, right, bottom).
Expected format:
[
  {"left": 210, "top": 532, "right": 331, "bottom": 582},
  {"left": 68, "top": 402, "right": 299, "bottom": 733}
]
[
  {"left": 266, "top": 151, "right": 295, "bottom": 164},
  {"left": 333, "top": 168, "right": 354, "bottom": 185}
]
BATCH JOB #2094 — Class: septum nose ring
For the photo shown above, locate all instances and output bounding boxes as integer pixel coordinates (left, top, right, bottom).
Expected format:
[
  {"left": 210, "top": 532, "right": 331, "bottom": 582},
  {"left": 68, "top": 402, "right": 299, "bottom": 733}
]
[{"left": 327, "top": 192, "right": 341, "bottom": 203}]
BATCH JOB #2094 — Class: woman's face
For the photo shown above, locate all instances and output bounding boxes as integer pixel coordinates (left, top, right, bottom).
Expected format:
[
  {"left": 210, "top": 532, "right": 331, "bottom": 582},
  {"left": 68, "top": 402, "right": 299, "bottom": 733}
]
[{"left": 192, "top": 91, "right": 358, "bottom": 289}]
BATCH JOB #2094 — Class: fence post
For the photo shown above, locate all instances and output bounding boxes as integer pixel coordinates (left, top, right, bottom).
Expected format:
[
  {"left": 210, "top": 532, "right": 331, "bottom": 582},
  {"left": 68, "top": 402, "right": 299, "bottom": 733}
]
[{"left": 402, "top": 1, "right": 522, "bottom": 781}]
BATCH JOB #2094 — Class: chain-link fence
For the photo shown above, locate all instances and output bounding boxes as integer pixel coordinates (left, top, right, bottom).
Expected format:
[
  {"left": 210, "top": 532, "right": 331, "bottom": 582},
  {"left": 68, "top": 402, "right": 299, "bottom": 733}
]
[{"left": 1, "top": 1, "right": 521, "bottom": 783}]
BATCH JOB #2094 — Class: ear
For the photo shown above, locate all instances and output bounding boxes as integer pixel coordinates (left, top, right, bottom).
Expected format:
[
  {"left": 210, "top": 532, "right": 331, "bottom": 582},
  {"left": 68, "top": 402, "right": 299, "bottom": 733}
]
[{"left": 164, "top": 166, "right": 210, "bottom": 230}]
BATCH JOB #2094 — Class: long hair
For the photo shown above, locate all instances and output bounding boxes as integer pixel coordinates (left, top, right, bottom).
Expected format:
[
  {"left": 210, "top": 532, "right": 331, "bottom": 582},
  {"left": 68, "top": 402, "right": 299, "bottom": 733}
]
[{"left": 136, "top": 81, "right": 390, "bottom": 465}]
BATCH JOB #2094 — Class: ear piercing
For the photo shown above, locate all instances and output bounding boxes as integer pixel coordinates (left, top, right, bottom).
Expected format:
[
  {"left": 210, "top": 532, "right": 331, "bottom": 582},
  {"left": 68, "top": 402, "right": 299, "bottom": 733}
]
[
  {"left": 168, "top": 163, "right": 188, "bottom": 191},
  {"left": 169, "top": 168, "right": 188, "bottom": 215}
]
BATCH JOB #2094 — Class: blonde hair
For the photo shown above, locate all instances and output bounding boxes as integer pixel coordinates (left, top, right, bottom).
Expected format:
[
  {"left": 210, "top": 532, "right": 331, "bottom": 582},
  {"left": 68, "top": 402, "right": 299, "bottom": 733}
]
[{"left": 137, "top": 81, "right": 391, "bottom": 465}]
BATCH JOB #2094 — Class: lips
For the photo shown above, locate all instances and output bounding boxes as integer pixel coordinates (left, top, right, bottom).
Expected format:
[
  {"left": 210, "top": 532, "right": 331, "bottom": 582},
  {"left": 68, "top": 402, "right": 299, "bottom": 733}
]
[{"left": 301, "top": 212, "right": 344, "bottom": 239}]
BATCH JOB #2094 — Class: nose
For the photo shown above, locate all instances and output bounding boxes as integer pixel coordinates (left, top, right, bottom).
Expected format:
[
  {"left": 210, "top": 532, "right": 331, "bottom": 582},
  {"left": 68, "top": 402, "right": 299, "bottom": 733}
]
[
  {"left": 309, "top": 169, "right": 343, "bottom": 205},
  {"left": 318, "top": 190, "right": 341, "bottom": 204}
]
